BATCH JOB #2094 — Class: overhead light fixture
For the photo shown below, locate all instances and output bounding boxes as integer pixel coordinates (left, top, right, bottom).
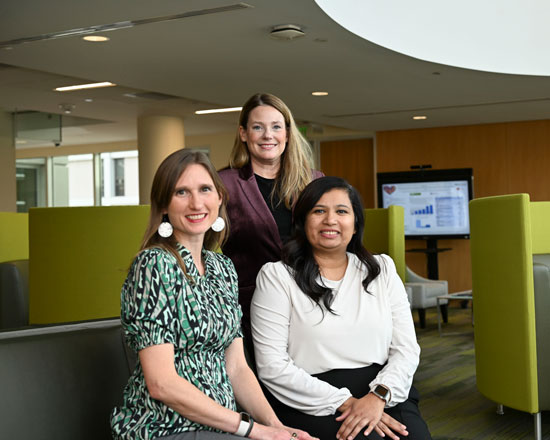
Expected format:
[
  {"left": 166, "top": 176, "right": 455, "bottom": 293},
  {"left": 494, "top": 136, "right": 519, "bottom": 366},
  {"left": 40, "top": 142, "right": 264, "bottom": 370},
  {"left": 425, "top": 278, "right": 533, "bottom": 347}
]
[
  {"left": 59, "top": 103, "right": 75, "bottom": 114},
  {"left": 84, "top": 98, "right": 93, "bottom": 102},
  {"left": 413, "top": 115, "right": 427, "bottom": 120},
  {"left": 312, "top": 91, "right": 328, "bottom": 96},
  {"left": 270, "top": 24, "right": 305, "bottom": 40},
  {"left": 195, "top": 107, "right": 242, "bottom": 115},
  {"left": 82, "top": 35, "right": 110, "bottom": 42},
  {"left": 55, "top": 81, "right": 116, "bottom": 92},
  {"left": 0, "top": 4, "right": 253, "bottom": 49}
]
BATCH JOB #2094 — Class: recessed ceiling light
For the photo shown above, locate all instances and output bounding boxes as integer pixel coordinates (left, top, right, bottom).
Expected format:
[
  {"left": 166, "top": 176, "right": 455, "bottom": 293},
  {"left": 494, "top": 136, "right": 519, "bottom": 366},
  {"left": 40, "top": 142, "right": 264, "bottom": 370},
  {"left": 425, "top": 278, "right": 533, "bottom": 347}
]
[
  {"left": 59, "top": 104, "right": 75, "bottom": 114},
  {"left": 55, "top": 82, "right": 116, "bottom": 92},
  {"left": 82, "top": 35, "right": 110, "bottom": 42},
  {"left": 195, "top": 107, "right": 242, "bottom": 115},
  {"left": 312, "top": 91, "right": 328, "bottom": 96},
  {"left": 84, "top": 98, "right": 93, "bottom": 102},
  {"left": 413, "top": 115, "right": 427, "bottom": 120}
]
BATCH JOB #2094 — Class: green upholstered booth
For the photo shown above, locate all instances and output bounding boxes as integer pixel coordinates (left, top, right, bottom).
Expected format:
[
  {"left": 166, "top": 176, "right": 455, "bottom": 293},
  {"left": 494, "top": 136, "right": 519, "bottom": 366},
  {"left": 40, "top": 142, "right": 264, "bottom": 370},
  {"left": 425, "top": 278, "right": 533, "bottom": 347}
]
[
  {"left": 29, "top": 206, "right": 149, "bottom": 324},
  {"left": 363, "top": 205, "right": 406, "bottom": 282},
  {"left": 0, "top": 212, "right": 29, "bottom": 262},
  {"left": 470, "top": 194, "right": 550, "bottom": 439}
]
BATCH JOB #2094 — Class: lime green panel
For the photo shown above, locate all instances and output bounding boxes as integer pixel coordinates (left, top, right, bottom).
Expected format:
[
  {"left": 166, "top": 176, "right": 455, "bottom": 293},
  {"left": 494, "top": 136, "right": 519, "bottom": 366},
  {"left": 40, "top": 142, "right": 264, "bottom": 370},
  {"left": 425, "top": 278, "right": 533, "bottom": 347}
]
[
  {"left": 530, "top": 202, "right": 550, "bottom": 254},
  {"left": 470, "top": 194, "right": 538, "bottom": 413},
  {"left": 0, "top": 212, "right": 29, "bottom": 262},
  {"left": 388, "top": 205, "right": 405, "bottom": 282},
  {"left": 29, "top": 205, "right": 150, "bottom": 324},
  {"left": 363, "top": 208, "right": 389, "bottom": 254},
  {"left": 363, "top": 206, "right": 406, "bottom": 282}
]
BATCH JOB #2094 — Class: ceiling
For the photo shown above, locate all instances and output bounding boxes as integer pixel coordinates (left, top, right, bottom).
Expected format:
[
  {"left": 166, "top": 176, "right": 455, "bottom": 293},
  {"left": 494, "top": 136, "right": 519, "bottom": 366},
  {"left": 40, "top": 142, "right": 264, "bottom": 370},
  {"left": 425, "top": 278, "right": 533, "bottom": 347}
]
[{"left": 2, "top": 0, "right": 550, "bottom": 149}]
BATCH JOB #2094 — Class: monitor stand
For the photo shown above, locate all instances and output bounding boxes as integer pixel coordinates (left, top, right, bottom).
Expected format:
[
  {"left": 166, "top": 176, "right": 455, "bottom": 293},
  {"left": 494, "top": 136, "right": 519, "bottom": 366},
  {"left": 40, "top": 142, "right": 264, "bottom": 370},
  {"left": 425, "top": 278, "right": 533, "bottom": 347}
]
[{"left": 406, "top": 238, "right": 451, "bottom": 280}]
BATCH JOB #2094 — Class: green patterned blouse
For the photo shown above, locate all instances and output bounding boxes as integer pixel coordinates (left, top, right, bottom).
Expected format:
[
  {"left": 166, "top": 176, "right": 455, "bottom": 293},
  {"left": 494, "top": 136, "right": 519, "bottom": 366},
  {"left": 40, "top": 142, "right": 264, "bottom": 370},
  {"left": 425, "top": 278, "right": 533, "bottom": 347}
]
[{"left": 111, "top": 244, "right": 243, "bottom": 439}]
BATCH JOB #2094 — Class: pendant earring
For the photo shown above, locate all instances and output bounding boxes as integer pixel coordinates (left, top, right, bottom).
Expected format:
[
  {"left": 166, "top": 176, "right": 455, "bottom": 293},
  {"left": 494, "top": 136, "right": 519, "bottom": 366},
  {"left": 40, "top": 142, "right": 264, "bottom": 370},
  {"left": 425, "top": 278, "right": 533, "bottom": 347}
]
[
  {"left": 211, "top": 216, "right": 226, "bottom": 232},
  {"left": 157, "top": 214, "right": 173, "bottom": 238}
]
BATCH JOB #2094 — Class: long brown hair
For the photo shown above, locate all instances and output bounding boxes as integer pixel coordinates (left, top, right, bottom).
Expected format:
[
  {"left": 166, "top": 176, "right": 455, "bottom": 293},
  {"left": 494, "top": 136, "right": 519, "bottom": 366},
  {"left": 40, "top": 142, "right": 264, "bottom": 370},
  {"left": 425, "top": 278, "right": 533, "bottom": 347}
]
[
  {"left": 229, "top": 93, "right": 314, "bottom": 208},
  {"left": 140, "top": 149, "right": 229, "bottom": 273}
]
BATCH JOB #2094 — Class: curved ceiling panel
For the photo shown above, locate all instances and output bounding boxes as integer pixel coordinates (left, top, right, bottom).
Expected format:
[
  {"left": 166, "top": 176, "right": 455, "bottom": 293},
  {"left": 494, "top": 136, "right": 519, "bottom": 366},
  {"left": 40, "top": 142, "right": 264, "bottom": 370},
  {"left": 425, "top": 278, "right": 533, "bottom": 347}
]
[{"left": 315, "top": 0, "right": 550, "bottom": 76}]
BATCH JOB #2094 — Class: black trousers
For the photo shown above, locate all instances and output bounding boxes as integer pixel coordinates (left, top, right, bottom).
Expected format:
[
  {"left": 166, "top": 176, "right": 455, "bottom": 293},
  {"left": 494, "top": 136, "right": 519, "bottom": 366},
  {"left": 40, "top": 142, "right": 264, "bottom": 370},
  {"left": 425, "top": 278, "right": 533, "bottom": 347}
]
[{"left": 264, "top": 364, "right": 432, "bottom": 440}]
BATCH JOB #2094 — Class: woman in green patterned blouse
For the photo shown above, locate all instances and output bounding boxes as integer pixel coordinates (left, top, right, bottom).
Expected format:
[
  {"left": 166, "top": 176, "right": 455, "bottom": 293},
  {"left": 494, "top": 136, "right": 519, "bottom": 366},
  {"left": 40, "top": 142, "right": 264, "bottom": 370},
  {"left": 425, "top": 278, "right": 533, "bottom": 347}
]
[{"left": 111, "top": 150, "right": 317, "bottom": 440}]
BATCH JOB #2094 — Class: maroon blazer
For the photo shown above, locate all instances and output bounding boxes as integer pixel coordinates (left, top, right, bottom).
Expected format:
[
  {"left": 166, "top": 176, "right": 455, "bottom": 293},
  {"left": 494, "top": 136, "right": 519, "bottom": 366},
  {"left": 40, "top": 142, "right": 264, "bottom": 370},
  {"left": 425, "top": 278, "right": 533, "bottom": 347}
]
[{"left": 219, "top": 163, "right": 324, "bottom": 336}]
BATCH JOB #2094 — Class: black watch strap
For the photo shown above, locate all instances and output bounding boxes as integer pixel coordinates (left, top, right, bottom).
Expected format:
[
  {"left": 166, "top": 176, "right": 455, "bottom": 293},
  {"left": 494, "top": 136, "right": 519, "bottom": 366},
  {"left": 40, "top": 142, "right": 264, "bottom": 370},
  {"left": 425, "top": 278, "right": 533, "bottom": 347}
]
[
  {"left": 235, "top": 412, "right": 254, "bottom": 437},
  {"left": 244, "top": 416, "right": 254, "bottom": 437}
]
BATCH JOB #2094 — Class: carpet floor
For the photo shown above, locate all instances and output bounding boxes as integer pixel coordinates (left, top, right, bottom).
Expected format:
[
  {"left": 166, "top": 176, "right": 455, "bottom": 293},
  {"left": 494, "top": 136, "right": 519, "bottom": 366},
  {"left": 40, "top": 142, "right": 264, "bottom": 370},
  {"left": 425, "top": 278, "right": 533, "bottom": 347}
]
[{"left": 413, "top": 303, "right": 549, "bottom": 440}]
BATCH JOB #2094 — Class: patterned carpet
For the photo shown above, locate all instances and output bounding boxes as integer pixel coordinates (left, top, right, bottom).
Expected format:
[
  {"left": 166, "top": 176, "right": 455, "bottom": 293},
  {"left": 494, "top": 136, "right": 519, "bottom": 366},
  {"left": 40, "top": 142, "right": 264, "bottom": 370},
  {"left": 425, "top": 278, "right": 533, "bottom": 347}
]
[{"left": 413, "top": 303, "right": 549, "bottom": 440}]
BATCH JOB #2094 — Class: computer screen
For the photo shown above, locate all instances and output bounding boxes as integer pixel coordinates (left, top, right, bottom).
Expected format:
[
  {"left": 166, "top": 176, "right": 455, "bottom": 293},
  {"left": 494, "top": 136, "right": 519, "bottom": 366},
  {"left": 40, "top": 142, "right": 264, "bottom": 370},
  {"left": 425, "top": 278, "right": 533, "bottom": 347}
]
[{"left": 377, "top": 168, "right": 474, "bottom": 239}]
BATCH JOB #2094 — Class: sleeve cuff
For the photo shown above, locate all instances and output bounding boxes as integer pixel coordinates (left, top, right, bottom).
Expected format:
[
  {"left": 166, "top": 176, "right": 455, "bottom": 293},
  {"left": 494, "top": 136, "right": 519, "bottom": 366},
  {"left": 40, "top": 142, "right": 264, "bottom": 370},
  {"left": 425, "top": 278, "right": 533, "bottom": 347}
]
[{"left": 330, "top": 388, "right": 353, "bottom": 414}]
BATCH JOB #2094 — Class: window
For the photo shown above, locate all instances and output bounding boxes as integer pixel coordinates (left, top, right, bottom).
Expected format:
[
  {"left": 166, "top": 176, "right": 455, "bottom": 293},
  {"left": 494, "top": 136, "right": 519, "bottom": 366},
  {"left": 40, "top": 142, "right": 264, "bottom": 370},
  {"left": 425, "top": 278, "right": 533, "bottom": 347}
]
[
  {"left": 100, "top": 151, "right": 139, "bottom": 206},
  {"left": 16, "top": 150, "right": 139, "bottom": 209},
  {"left": 15, "top": 158, "right": 47, "bottom": 212},
  {"left": 114, "top": 158, "right": 125, "bottom": 196}
]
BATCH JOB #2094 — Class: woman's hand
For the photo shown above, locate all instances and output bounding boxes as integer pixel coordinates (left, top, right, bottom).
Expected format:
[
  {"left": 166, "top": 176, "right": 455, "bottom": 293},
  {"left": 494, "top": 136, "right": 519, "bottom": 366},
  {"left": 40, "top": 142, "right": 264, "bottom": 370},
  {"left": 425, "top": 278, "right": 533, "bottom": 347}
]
[
  {"left": 283, "top": 425, "right": 319, "bottom": 440},
  {"left": 249, "top": 423, "right": 319, "bottom": 440},
  {"left": 373, "top": 412, "right": 408, "bottom": 440},
  {"left": 335, "top": 393, "right": 385, "bottom": 440}
]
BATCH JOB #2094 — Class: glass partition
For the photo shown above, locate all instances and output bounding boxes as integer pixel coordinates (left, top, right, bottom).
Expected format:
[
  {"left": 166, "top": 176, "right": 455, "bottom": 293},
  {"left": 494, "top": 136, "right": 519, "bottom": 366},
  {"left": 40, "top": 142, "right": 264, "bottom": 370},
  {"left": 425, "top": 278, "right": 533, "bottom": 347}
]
[{"left": 16, "top": 158, "right": 47, "bottom": 212}]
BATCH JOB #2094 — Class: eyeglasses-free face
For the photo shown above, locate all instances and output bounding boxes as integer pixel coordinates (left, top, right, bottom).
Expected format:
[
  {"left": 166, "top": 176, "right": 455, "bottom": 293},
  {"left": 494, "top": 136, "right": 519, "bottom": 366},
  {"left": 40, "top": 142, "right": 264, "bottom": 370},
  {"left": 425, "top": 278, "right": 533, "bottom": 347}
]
[
  {"left": 305, "top": 188, "right": 356, "bottom": 256},
  {"left": 166, "top": 164, "right": 222, "bottom": 246},
  {"left": 239, "top": 105, "right": 288, "bottom": 170}
]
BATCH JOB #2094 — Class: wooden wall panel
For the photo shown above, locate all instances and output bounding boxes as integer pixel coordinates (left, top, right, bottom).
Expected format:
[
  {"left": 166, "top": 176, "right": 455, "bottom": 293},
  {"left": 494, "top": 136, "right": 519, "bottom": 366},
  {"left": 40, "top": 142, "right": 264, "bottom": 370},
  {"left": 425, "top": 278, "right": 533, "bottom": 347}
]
[
  {"left": 505, "top": 121, "right": 550, "bottom": 201},
  {"left": 376, "top": 119, "right": 550, "bottom": 292},
  {"left": 320, "top": 138, "right": 375, "bottom": 208}
]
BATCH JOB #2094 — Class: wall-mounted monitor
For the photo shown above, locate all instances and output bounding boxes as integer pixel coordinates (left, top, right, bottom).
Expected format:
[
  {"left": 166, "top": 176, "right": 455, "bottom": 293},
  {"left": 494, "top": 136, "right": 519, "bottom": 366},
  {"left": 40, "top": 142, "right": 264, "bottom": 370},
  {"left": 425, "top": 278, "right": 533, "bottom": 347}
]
[{"left": 377, "top": 168, "right": 474, "bottom": 240}]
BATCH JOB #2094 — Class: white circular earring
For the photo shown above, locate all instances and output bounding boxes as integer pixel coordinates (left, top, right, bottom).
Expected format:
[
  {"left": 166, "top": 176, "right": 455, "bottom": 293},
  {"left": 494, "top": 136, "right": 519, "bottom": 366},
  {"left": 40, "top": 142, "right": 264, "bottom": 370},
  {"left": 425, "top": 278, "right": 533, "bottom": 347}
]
[
  {"left": 158, "top": 214, "right": 173, "bottom": 238},
  {"left": 211, "top": 216, "right": 226, "bottom": 232}
]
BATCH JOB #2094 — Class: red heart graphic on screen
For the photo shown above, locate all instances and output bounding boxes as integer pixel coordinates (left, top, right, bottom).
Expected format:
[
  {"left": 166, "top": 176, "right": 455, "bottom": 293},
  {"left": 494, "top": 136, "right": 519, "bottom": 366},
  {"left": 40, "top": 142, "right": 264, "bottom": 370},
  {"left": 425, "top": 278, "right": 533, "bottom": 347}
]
[{"left": 383, "top": 185, "right": 396, "bottom": 195}]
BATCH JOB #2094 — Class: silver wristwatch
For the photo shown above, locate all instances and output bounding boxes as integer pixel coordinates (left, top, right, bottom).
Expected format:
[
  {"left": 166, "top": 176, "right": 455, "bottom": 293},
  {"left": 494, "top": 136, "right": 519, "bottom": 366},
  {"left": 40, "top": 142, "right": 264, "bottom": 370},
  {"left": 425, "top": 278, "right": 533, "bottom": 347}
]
[{"left": 371, "top": 384, "right": 390, "bottom": 402}]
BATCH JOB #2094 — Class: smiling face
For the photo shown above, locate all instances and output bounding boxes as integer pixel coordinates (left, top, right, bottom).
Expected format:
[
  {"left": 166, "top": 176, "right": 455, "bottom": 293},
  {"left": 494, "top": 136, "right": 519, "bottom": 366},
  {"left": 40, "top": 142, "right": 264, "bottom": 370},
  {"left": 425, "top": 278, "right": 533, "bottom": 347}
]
[
  {"left": 165, "top": 164, "right": 222, "bottom": 247},
  {"left": 305, "top": 188, "right": 356, "bottom": 256},
  {"left": 239, "top": 105, "right": 288, "bottom": 170}
]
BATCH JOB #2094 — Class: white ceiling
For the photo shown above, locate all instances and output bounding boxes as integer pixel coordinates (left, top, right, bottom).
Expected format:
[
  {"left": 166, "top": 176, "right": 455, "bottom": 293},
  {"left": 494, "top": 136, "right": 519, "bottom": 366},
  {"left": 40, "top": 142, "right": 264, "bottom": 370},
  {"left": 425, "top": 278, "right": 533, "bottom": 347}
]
[{"left": 2, "top": 0, "right": 550, "bottom": 148}]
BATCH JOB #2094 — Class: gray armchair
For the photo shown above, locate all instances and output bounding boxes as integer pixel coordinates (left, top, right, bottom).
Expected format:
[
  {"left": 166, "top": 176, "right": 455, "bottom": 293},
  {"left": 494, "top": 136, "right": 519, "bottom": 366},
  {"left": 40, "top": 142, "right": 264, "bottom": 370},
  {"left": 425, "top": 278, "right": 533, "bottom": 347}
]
[
  {"left": 405, "top": 266, "right": 448, "bottom": 328},
  {"left": 0, "top": 260, "right": 29, "bottom": 329}
]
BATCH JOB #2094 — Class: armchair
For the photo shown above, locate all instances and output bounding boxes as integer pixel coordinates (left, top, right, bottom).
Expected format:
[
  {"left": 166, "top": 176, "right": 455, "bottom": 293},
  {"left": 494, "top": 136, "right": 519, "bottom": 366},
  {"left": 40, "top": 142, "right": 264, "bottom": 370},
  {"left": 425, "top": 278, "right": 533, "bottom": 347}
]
[
  {"left": 470, "top": 194, "right": 550, "bottom": 439},
  {"left": 405, "top": 266, "right": 448, "bottom": 329},
  {"left": 0, "top": 260, "right": 29, "bottom": 329}
]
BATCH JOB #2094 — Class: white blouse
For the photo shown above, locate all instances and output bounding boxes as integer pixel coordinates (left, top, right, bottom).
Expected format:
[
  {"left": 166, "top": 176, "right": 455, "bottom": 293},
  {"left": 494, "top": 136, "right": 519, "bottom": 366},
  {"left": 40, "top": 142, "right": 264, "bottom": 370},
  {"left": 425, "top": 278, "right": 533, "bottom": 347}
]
[{"left": 250, "top": 253, "right": 420, "bottom": 416}]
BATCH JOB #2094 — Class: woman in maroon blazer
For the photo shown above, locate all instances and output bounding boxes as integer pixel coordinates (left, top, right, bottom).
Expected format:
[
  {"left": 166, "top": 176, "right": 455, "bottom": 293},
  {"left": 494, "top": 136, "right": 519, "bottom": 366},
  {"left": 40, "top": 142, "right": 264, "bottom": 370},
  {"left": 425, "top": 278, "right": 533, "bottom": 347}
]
[{"left": 219, "top": 93, "right": 323, "bottom": 350}]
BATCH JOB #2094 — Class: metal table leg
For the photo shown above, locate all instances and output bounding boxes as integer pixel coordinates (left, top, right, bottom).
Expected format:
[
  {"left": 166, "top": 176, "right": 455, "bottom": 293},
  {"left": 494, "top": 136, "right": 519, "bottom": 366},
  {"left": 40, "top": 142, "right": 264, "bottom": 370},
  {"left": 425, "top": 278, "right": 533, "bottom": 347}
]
[{"left": 437, "top": 297, "right": 442, "bottom": 336}]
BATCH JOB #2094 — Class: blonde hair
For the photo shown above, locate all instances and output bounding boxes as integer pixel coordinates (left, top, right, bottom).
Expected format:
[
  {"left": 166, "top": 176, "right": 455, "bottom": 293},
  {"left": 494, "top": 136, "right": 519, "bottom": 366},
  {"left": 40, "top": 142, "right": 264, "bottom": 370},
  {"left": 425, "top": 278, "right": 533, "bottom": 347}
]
[
  {"left": 140, "top": 149, "right": 229, "bottom": 275},
  {"left": 229, "top": 93, "right": 314, "bottom": 208}
]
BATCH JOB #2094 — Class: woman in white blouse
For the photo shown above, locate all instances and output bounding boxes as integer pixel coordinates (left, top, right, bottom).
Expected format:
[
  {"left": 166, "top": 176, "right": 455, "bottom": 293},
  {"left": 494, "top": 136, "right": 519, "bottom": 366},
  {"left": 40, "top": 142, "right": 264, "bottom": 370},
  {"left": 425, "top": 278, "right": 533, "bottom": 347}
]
[{"left": 251, "top": 177, "right": 431, "bottom": 440}]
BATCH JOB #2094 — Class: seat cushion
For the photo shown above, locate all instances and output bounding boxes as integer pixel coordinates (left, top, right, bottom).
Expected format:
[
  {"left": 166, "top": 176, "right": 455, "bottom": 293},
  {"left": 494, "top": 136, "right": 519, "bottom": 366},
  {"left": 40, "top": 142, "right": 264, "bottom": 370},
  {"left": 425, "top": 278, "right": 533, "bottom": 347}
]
[
  {"left": 406, "top": 282, "right": 448, "bottom": 308},
  {"left": 0, "top": 319, "right": 131, "bottom": 439},
  {"left": 533, "top": 254, "right": 550, "bottom": 410}
]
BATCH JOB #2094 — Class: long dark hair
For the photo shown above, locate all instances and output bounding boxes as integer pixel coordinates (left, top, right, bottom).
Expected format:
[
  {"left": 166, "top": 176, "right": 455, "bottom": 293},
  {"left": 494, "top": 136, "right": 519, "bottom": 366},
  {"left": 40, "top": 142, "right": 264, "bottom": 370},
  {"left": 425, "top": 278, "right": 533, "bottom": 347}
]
[{"left": 281, "top": 176, "right": 380, "bottom": 314}]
